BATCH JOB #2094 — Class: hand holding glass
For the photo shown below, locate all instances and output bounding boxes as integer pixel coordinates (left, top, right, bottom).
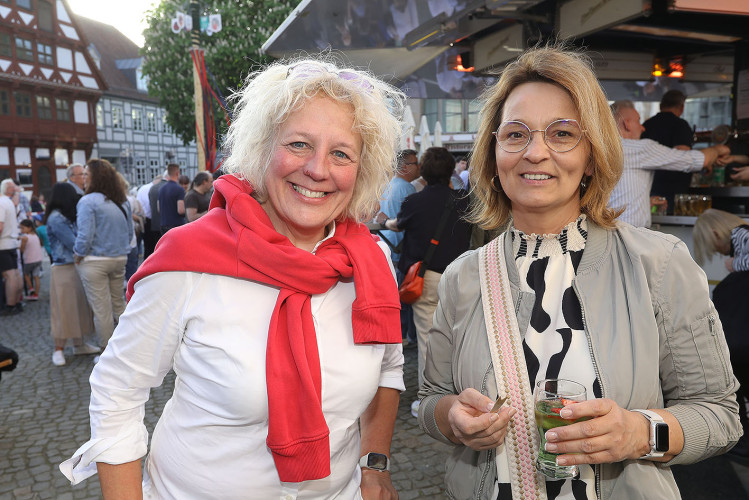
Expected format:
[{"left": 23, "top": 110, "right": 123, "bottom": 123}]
[{"left": 534, "top": 378, "right": 588, "bottom": 479}]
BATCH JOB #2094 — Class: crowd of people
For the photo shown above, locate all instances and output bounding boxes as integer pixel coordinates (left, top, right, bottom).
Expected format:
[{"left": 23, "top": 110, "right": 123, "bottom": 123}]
[
  {"left": 0, "top": 45, "right": 746, "bottom": 499},
  {"left": 0, "top": 160, "right": 218, "bottom": 367}
]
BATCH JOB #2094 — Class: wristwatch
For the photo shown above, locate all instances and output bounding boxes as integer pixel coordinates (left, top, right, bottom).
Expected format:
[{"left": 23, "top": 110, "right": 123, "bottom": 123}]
[
  {"left": 359, "top": 452, "right": 390, "bottom": 472},
  {"left": 631, "top": 409, "right": 669, "bottom": 458}
]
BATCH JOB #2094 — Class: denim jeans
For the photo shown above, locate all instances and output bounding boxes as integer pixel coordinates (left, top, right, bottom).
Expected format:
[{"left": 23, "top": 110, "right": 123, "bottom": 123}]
[{"left": 76, "top": 256, "right": 127, "bottom": 348}]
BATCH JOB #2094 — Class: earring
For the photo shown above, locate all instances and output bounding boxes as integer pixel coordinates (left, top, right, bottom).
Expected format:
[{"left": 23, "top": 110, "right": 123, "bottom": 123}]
[
  {"left": 580, "top": 176, "right": 590, "bottom": 198},
  {"left": 491, "top": 175, "right": 503, "bottom": 193}
]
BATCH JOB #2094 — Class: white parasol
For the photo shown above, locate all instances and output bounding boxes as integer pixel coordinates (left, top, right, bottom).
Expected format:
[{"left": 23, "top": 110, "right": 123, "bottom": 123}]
[
  {"left": 418, "top": 115, "right": 432, "bottom": 159},
  {"left": 433, "top": 120, "right": 443, "bottom": 147},
  {"left": 401, "top": 105, "right": 417, "bottom": 151}
]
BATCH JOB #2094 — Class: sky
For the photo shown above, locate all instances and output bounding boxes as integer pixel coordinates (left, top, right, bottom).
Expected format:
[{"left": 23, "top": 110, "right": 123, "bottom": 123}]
[{"left": 66, "top": 0, "right": 158, "bottom": 47}]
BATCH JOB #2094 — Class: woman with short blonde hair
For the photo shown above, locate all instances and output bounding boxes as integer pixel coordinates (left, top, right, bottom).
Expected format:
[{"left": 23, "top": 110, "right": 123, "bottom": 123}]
[{"left": 223, "top": 56, "right": 404, "bottom": 222}]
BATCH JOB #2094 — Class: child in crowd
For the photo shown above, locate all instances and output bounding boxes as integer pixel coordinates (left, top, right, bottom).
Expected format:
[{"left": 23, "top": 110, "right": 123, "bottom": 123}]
[
  {"left": 19, "top": 219, "right": 43, "bottom": 300},
  {"left": 33, "top": 214, "right": 52, "bottom": 264}
]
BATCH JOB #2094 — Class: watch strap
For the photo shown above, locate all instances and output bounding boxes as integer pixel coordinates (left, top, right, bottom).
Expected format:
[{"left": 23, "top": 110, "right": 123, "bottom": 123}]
[
  {"left": 359, "top": 453, "right": 390, "bottom": 472},
  {"left": 631, "top": 409, "right": 668, "bottom": 458}
]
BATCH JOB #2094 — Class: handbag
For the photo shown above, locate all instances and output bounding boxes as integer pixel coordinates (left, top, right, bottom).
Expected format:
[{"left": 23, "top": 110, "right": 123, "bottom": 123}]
[
  {"left": 398, "top": 195, "right": 454, "bottom": 304},
  {"left": 398, "top": 260, "right": 424, "bottom": 304}
]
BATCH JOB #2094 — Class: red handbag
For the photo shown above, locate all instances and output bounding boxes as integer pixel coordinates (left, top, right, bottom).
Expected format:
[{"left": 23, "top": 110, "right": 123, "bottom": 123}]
[
  {"left": 398, "top": 261, "right": 424, "bottom": 304},
  {"left": 397, "top": 196, "right": 454, "bottom": 305}
]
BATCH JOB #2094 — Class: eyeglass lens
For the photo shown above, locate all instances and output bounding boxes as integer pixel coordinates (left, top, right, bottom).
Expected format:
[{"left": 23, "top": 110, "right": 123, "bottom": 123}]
[{"left": 496, "top": 119, "right": 582, "bottom": 153}]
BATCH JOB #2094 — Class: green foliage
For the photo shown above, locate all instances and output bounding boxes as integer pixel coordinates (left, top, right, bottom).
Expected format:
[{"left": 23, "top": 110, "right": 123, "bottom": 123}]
[{"left": 140, "top": 0, "right": 296, "bottom": 145}]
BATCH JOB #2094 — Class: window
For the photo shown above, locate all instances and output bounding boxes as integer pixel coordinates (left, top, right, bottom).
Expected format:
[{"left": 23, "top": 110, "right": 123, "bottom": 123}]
[
  {"left": 132, "top": 108, "right": 143, "bottom": 131},
  {"left": 443, "top": 99, "right": 463, "bottom": 133},
  {"left": 36, "top": 95, "right": 52, "bottom": 119},
  {"left": 15, "top": 38, "right": 33, "bottom": 62},
  {"left": 133, "top": 158, "right": 148, "bottom": 185},
  {"left": 38, "top": 1, "right": 54, "bottom": 32},
  {"left": 96, "top": 103, "right": 103, "bottom": 128},
  {"left": 0, "top": 90, "right": 9, "bottom": 115},
  {"left": 136, "top": 68, "right": 148, "bottom": 92},
  {"left": 149, "top": 159, "right": 161, "bottom": 181},
  {"left": 467, "top": 100, "right": 481, "bottom": 133},
  {"left": 112, "top": 106, "right": 123, "bottom": 129},
  {"left": 162, "top": 115, "right": 172, "bottom": 134},
  {"left": 0, "top": 34, "right": 10, "bottom": 58},
  {"left": 423, "top": 99, "right": 438, "bottom": 135},
  {"left": 37, "top": 42, "right": 53, "bottom": 66},
  {"left": 14, "top": 91, "right": 31, "bottom": 118},
  {"left": 56, "top": 99, "right": 70, "bottom": 121},
  {"left": 147, "top": 111, "right": 156, "bottom": 132},
  {"left": 16, "top": 0, "right": 31, "bottom": 10}
]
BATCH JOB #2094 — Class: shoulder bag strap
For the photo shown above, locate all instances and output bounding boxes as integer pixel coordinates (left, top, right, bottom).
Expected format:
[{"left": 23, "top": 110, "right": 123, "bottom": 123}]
[
  {"left": 418, "top": 195, "right": 454, "bottom": 277},
  {"left": 478, "top": 234, "right": 547, "bottom": 500}
]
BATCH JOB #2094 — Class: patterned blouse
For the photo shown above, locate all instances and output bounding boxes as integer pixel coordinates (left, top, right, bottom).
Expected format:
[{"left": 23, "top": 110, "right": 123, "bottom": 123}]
[{"left": 493, "top": 215, "right": 600, "bottom": 500}]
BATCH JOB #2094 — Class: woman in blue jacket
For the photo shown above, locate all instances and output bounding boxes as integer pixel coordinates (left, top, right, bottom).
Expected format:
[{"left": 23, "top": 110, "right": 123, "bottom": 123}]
[
  {"left": 74, "top": 159, "right": 133, "bottom": 353},
  {"left": 45, "top": 182, "right": 98, "bottom": 366}
]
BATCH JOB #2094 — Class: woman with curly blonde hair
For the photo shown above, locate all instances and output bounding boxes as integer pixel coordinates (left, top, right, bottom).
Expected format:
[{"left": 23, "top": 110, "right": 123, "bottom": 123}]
[{"left": 63, "top": 56, "right": 407, "bottom": 499}]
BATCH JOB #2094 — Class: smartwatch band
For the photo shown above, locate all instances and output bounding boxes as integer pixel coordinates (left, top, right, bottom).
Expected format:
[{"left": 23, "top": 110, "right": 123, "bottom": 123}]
[
  {"left": 359, "top": 452, "right": 390, "bottom": 472},
  {"left": 631, "top": 409, "right": 669, "bottom": 458}
]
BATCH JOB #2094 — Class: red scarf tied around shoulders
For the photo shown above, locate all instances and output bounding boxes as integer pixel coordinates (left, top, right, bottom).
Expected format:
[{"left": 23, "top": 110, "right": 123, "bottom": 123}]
[{"left": 127, "top": 175, "right": 401, "bottom": 482}]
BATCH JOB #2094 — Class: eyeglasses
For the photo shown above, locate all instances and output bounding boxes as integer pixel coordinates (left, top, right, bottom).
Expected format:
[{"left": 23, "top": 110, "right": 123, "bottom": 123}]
[
  {"left": 286, "top": 62, "right": 374, "bottom": 93},
  {"left": 493, "top": 119, "right": 585, "bottom": 153}
]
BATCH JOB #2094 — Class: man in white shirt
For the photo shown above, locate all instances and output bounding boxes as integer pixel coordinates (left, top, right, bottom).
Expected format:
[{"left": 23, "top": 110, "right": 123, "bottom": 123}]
[
  {"left": 608, "top": 100, "right": 728, "bottom": 227},
  {"left": 0, "top": 179, "right": 23, "bottom": 315}
]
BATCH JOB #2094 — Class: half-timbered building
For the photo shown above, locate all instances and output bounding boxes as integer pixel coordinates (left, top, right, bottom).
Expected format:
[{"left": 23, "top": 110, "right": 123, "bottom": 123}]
[{"left": 0, "top": 0, "right": 105, "bottom": 196}]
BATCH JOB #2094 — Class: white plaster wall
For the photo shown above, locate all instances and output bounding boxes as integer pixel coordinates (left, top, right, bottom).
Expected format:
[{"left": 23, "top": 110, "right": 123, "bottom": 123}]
[
  {"left": 14, "top": 148, "right": 31, "bottom": 165},
  {"left": 72, "top": 150, "right": 86, "bottom": 165},
  {"left": 73, "top": 101, "right": 88, "bottom": 124},
  {"left": 57, "top": 47, "right": 73, "bottom": 70}
]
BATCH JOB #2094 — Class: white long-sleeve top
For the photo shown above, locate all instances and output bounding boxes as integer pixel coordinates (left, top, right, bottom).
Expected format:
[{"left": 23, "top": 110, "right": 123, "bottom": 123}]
[
  {"left": 608, "top": 138, "right": 703, "bottom": 227},
  {"left": 60, "top": 241, "right": 405, "bottom": 499}
]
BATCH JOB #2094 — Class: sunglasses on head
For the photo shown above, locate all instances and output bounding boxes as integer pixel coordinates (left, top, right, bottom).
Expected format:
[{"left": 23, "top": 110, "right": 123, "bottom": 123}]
[{"left": 286, "top": 62, "right": 374, "bottom": 93}]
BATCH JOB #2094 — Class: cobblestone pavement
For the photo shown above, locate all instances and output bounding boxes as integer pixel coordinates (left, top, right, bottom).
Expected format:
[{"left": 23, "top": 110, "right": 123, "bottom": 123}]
[
  {"left": 2, "top": 263, "right": 749, "bottom": 499},
  {"left": 0, "top": 264, "right": 450, "bottom": 499}
]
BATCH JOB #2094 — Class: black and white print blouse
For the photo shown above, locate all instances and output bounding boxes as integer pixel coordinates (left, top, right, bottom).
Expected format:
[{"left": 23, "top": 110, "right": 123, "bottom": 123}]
[{"left": 493, "top": 215, "right": 600, "bottom": 500}]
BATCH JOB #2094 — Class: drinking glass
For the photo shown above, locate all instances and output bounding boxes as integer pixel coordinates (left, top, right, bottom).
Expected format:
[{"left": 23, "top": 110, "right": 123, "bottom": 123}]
[{"left": 534, "top": 378, "right": 588, "bottom": 479}]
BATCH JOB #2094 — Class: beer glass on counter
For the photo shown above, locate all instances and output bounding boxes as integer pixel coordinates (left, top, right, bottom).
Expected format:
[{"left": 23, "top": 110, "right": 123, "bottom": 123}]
[{"left": 674, "top": 194, "right": 711, "bottom": 216}]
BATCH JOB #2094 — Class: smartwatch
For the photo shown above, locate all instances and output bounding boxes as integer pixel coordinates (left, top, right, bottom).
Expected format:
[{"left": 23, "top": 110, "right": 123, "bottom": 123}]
[
  {"left": 359, "top": 452, "right": 390, "bottom": 472},
  {"left": 631, "top": 409, "right": 669, "bottom": 458}
]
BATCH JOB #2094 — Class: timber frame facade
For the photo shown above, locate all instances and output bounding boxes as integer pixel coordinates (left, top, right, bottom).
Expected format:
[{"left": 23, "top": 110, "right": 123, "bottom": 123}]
[{"left": 0, "top": 0, "right": 105, "bottom": 196}]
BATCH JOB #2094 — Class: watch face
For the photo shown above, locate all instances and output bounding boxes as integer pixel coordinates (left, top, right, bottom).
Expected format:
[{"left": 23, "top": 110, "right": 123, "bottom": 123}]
[
  {"left": 654, "top": 422, "right": 669, "bottom": 452},
  {"left": 367, "top": 453, "right": 388, "bottom": 470}
]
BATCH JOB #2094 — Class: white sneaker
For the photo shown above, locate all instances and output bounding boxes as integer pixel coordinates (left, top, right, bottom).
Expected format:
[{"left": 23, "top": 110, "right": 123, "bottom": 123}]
[
  {"left": 52, "top": 350, "right": 66, "bottom": 366},
  {"left": 73, "top": 343, "right": 101, "bottom": 355},
  {"left": 411, "top": 400, "right": 420, "bottom": 418}
]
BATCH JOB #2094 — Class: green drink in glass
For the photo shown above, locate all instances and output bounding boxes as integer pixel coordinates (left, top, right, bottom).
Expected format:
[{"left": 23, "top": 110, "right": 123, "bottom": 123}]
[{"left": 534, "top": 379, "right": 587, "bottom": 479}]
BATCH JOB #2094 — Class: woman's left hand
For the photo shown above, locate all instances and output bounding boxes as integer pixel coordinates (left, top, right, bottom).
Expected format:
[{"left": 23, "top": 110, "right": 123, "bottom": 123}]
[
  {"left": 542, "top": 398, "right": 650, "bottom": 465},
  {"left": 360, "top": 469, "right": 398, "bottom": 499}
]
